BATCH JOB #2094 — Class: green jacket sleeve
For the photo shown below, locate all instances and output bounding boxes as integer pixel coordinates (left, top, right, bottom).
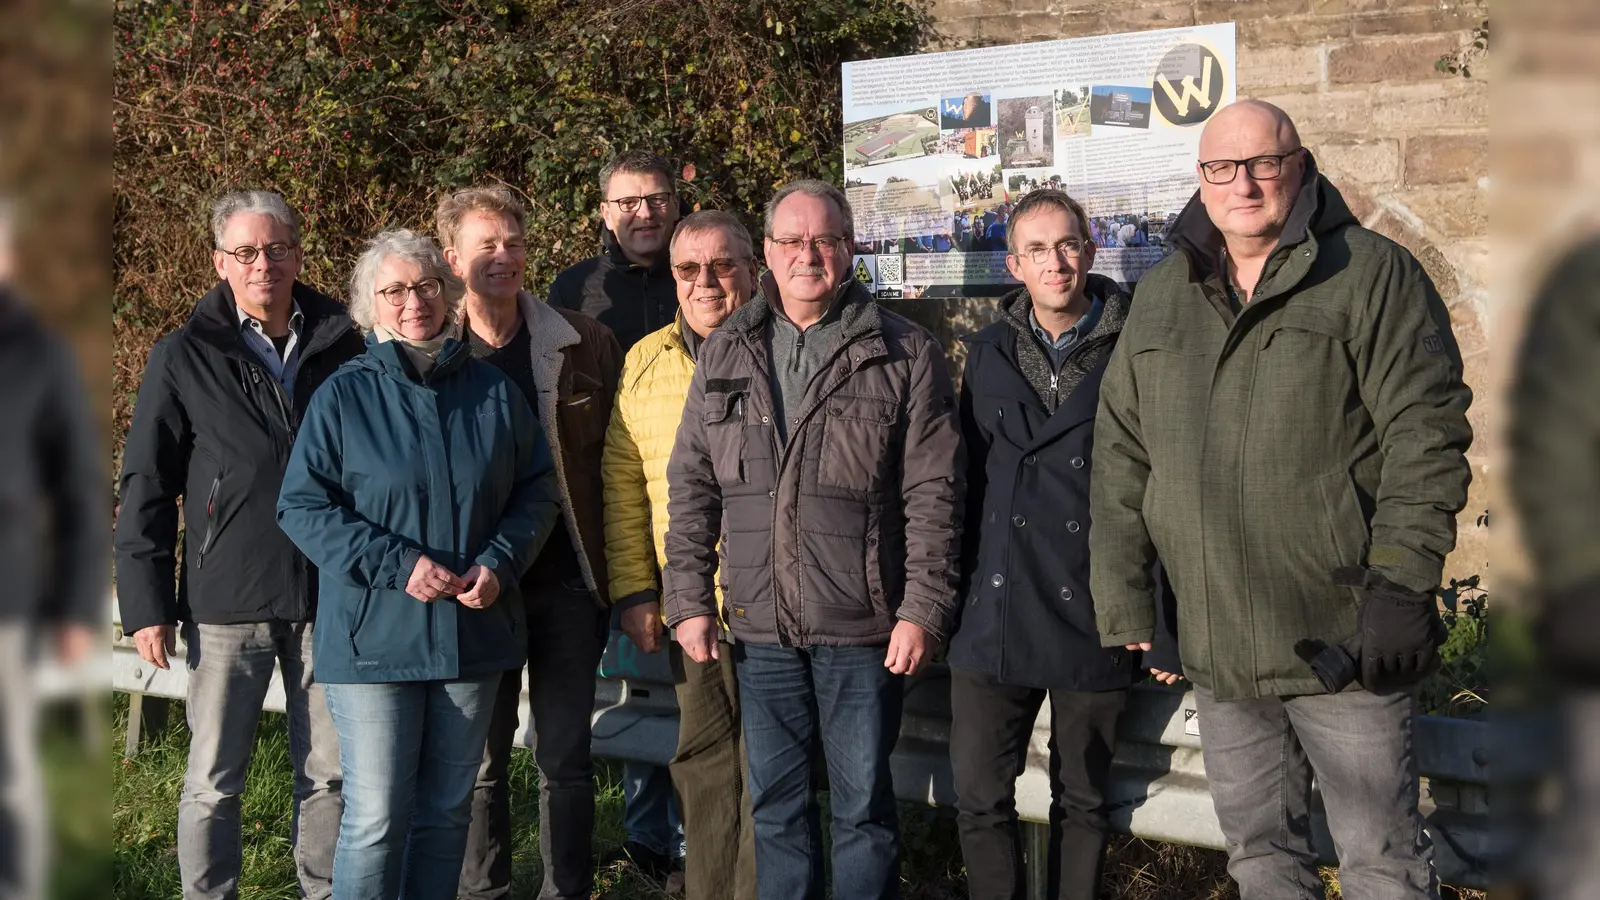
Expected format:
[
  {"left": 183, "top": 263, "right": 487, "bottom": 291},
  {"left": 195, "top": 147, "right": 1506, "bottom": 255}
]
[
  {"left": 1089, "top": 326, "right": 1159, "bottom": 645},
  {"left": 1509, "top": 241, "right": 1600, "bottom": 592},
  {"left": 1351, "top": 246, "right": 1475, "bottom": 592}
]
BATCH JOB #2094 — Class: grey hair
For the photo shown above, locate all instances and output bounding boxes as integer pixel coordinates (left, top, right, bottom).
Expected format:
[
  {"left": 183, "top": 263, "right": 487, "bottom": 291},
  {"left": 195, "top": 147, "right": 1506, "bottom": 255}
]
[
  {"left": 670, "top": 210, "right": 755, "bottom": 261},
  {"left": 347, "top": 229, "right": 465, "bottom": 334},
  {"left": 210, "top": 190, "right": 301, "bottom": 248},
  {"left": 764, "top": 179, "right": 854, "bottom": 243}
]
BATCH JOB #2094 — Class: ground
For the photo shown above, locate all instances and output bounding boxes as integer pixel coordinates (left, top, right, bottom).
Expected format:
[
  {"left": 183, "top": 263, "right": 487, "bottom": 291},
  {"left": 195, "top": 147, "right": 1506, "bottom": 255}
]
[{"left": 108, "top": 692, "right": 1484, "bottom": 899}]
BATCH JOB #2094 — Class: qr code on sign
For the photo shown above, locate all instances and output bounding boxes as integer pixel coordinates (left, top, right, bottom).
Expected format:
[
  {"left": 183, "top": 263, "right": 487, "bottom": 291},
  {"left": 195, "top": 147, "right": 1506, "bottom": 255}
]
[{"left": 875, "top": 254, "right": 904, "bottom": 286}]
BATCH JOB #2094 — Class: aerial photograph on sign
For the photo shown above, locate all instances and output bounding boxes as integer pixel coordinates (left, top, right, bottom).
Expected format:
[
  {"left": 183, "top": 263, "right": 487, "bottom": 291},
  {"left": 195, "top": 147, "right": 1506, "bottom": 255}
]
[{"left": 844, "top": 107, "right": 940, "bottom": 168}]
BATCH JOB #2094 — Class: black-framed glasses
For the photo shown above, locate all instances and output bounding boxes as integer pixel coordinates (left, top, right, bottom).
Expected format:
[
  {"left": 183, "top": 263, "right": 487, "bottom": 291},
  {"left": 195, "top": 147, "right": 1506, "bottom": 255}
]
[
  {"left": 672, "top": 258, "right": 748, "bottom": 283},
  {"left": 1198, "top": 148, "right": 1304, "bottom": 185},
  {"left": 605, "top": 192, "right": 674, "bottom": 214},
  {"left": 769, "top": 235, "right": 845, "bottom": 255},
  {"left": 376, "top": 277, "right": 444, "bottom": 305},
  {"left": 1015, "top": 238, "right": 1088, "bottom": 265},
  {"left": 221, "top": 242, "right": 298, "bottom": 265}
]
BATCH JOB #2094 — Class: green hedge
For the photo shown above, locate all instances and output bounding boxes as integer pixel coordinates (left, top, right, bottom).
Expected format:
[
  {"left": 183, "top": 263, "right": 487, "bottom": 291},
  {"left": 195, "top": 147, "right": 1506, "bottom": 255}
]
[{"left": 114, "top": 0, "right": 928, "bottom": 453}]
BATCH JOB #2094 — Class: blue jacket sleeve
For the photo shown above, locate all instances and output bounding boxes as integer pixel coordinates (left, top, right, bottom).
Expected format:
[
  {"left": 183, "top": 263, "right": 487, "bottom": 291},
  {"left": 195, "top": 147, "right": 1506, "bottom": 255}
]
[
  {"left": 276, "top": 379, "right": 425, "bottom": 590},
  {"left": 473, "top": 384, "right": 561, "bottom": 579}
]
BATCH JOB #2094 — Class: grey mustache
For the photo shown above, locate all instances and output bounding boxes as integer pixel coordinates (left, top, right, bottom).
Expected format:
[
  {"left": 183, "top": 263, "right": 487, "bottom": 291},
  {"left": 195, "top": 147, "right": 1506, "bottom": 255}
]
[{"left": 789, "top": 265, "right": 826, "bottom": 277}]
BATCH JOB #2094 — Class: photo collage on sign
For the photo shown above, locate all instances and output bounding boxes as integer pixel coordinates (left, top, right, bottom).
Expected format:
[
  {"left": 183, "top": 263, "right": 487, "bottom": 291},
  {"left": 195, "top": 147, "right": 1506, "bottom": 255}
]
[{"left": 840, "top": 24, "right": 1236, "bottom": 298}]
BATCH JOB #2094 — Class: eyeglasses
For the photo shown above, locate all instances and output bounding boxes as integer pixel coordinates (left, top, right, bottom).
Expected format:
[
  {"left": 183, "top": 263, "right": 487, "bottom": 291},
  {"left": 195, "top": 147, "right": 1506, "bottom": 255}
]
[
  {"left": 1198, "top": 149, "right": 1304, "bottom": 185},
  {"left": 1015, "top": 239, "right": 1087, "bottom": 265},
  {"left": 605, "top": 192, "right": 675, "bottom": 214},
  {"left": 768, "top": 235, "right": 845, "bottom": 255},
  {"left": 221, "top": 242, "right": 298, "bottom": 264},
  {"left": 672, "top": 258, "right": 747, "bottom": 283},
  {"left": 376, "top": 277, "right": 444, "bottom": 305}
]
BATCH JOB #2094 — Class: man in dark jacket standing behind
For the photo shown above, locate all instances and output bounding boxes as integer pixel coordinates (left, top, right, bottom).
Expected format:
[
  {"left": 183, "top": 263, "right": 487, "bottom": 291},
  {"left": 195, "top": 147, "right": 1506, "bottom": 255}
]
[
  {"left": 548, "top": 151, "right": 682, "bottom": 351},
  {"left": 546, "top": 150, "right": 687, "bottom": 882},
  {"left": 114, "top": 190, "right": 365, "bottom": 900},
  {"left": 1091, "top": 101, "right": 1472, "bottom": 899},
  {"left": 663, "top": 179, "right": 965, "bottom": 900},
  {"left": 950, "top": 189, "right": 1179, "bottom": 900}
]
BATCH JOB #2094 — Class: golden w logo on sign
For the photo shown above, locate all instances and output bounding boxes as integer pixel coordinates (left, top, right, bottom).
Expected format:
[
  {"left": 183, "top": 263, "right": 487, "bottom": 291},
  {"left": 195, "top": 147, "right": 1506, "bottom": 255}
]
[
  {"left": 1155, "top": 55, "right": 1215, "bottom": 117},
  {"left": 1151, "top": 43, "right": 1227, "bottom": 126}
]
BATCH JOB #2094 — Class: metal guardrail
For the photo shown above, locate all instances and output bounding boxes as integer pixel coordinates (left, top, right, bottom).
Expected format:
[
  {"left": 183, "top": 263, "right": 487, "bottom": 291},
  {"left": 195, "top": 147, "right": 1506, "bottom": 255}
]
[{"left": 111, "top": 622, "right": 1488, "bottom": 891}]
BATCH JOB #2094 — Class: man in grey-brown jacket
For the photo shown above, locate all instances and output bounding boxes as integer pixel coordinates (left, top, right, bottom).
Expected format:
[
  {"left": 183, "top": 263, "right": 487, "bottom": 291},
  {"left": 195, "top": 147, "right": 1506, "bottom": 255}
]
[{"left": 662, "top": 179, "right": 965, "bottom": 900}]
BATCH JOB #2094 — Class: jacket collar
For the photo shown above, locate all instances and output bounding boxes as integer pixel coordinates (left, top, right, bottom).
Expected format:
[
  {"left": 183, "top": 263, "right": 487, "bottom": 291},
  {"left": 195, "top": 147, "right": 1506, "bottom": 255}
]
[
  {"left": 357, "top": 330, "right": 471, "bottom": 384},
  {"left": 968, "top": 274, "right": 1130, "bottom": 354},
  {"left": 728, "top": 272, "right": 881, "bottom": 342},
  {"left": 189, "top": 280, "right": 355, "bottom": 362},
  {"left": 1165, "top": 151, "right": 1355, "bottom": 288}
]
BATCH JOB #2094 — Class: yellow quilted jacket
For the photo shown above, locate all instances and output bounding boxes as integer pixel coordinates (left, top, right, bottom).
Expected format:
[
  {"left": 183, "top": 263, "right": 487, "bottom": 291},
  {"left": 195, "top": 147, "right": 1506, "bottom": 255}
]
[{"left": 601, "top": 319, "right": 721, "bottom": 615}]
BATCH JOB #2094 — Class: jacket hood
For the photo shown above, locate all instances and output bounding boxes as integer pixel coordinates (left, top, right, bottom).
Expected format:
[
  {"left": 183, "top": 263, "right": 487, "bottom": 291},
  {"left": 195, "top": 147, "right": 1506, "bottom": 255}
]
[
  {"left": 1166, "top": 151, "right": 1357, "bottom": 282},
  {"left": 187, "top": 280, "right": 356, "bottom": 360}
]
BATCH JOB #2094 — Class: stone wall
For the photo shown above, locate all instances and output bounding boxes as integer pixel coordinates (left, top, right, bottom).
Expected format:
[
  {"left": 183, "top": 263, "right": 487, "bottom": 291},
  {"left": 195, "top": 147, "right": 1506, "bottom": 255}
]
[{"left": 914, "top": 0, "right": 1491, "bottom": 582}]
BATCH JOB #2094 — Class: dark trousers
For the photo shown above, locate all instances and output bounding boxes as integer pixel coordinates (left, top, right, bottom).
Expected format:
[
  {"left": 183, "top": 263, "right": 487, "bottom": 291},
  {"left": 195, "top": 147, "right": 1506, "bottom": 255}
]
[
  {"left": 458, "top": 579, "right": 608, "bottom": 900},
  {"left": 670, "top": 641, "right": 758, "bottom": 900},
  {"left": 735, "top": 642, "right": 904, "bottom": 900},
  {"left": 949, "top": 667, "right": 1127, "bottom": 900}
]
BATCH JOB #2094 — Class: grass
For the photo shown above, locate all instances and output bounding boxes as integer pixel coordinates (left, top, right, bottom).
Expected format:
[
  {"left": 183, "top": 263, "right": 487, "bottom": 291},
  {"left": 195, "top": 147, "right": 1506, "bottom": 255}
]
[{"left": 110, "top": 692, "right": 1479, "bottom": 900}]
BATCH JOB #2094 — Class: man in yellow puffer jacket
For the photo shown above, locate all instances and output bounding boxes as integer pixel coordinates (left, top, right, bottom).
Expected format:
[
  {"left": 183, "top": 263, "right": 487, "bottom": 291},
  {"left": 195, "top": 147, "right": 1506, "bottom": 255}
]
[{"left": 601, "top": 209, "right": 758, "bottom": 900}]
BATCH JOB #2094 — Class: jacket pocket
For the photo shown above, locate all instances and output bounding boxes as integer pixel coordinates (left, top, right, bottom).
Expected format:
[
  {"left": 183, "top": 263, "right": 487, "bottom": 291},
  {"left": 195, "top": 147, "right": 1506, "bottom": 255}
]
[
  {"left": 1317, "top": 470, "right": 1370, "bottom": 569},
  {"left": 703, "top": 390, "right": 747, "bottom": 484},
  {"left": 193, "top": 460, "right": 223, "bottom": 570},
  {"left": 347, "top": 589, "right": 374, "bottom": 657},
  {"left": 1262, "top": 307, "right": 1354, "bottom": 389},
  {"left": 818, "top": 393, "right": 898, "bottom": 492}
]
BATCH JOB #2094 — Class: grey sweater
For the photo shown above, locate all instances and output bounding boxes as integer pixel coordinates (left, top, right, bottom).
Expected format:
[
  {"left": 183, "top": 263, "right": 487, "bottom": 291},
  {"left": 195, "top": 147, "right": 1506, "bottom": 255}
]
[{"left": 766, "top": 281, "right": 850, "bottom": 444}]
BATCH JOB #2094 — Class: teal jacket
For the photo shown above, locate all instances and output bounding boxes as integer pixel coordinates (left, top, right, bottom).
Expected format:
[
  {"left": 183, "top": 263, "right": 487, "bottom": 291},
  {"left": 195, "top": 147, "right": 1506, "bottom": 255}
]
[{"left": 277, "top": 335, "right": 560, "bottom": 683}]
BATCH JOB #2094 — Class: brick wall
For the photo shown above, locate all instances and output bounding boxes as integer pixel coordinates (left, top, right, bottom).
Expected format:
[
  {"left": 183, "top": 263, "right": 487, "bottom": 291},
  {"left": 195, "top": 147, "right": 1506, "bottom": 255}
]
[{"left": 918, "top": 0, "right": 1490, "bottom": 581}]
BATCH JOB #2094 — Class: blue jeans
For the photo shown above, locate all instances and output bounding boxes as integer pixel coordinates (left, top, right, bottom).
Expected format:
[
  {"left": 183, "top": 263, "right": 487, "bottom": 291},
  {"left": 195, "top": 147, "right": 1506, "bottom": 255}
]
[
  {"left": 622, "top": 761, "right": 685, "bottom": 858},
  {"left": 735, "top": 643, "right": 904, "bottom": 900},
  {"left": 324, "top": 677, "right": 501, "bottom": 900}
]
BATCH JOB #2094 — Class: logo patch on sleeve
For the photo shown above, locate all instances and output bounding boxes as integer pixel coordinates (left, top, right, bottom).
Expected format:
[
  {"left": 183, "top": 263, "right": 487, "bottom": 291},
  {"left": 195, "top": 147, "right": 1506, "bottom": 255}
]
[{"left": 1421, "top": 333, "right": 1445, "bottom": 355}]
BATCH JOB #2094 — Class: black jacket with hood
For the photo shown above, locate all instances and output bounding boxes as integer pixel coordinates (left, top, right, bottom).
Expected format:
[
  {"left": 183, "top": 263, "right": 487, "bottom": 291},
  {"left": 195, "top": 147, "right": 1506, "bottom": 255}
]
[{"left": 114, "top": 281, "right": 366, "bottom": 634}]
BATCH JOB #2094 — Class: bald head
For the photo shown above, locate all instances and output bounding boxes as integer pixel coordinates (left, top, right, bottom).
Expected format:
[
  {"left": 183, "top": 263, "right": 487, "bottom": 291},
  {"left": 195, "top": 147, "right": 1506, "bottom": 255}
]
[
  {"left": 1199, "top": 100, "right": 1301, "bottom": 161},
  {"left": 1196, "top": 100, "right": 1308, "bottom": 247}
]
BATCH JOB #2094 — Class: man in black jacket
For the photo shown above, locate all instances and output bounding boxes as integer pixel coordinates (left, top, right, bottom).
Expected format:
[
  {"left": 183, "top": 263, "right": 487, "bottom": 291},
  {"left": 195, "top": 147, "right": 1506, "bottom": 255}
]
[
  {"left": 547, "top": 151, "right": 682, "bottom": 352},
  {"left": 0, "top": 201, "right": 104, "bottom": 900},
  {"left": 114, "top": 190, "right": 364, "bottom": 900},
  {"left": 948, "top": 189, "right": 1179, "bottom": 900},
  {"left": 548, "top": 150, "right": 687, "bottom": 879}
]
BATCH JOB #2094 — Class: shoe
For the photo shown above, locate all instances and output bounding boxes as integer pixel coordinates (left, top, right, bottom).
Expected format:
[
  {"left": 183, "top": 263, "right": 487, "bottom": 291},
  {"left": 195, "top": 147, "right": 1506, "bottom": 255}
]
[{"left": 623, "top": 841, "right": 672, "bottom": 881}]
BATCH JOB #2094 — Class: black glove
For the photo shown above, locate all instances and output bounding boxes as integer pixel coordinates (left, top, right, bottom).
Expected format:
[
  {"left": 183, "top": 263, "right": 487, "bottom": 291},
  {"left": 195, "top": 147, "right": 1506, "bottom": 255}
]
[
  {"left": 1338, "top": 565, "right": 1447, "bottom": 693},
  {"left": 1294, "top": 635, "right": 1360, "bottom": 693},
  {"left": 1294, "top": 567, "right": 1445, "bottom": 694}
]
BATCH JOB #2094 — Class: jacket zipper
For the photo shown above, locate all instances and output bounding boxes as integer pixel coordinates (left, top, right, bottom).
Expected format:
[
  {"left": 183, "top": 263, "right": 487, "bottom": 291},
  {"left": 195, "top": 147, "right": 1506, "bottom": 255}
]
[
  {"left": 254, "top": 366, "right": 296, "bottom": 445},
  {"left": 195, "top": 474, "right": 221, "bottom": 568}
]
